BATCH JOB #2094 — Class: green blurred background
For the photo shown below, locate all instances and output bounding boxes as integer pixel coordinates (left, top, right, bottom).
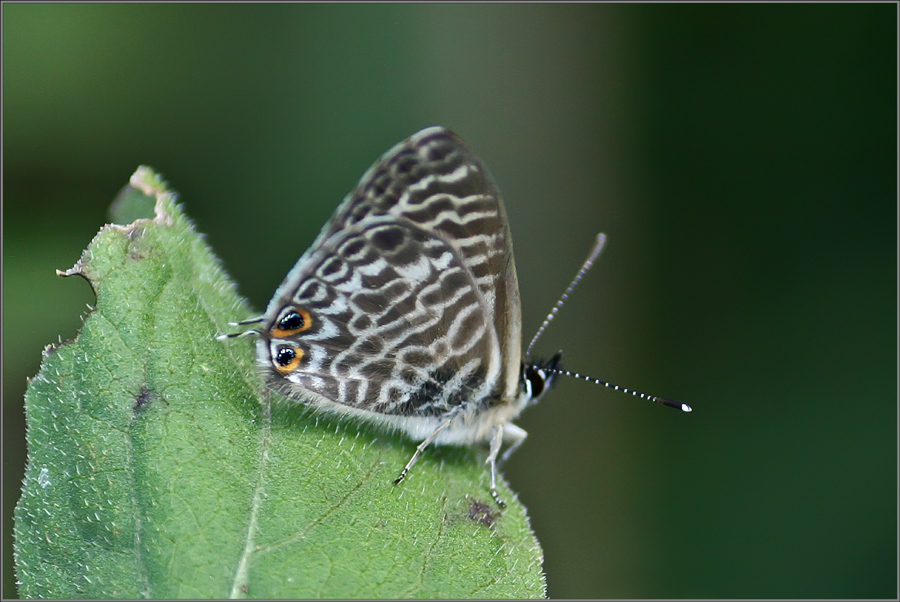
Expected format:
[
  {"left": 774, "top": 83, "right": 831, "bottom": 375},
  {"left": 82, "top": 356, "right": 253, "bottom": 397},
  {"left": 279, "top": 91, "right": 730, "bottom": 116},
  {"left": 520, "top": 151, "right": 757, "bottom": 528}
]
[{"left": 4, "top": 4, "right": 896, "bottom": 598}]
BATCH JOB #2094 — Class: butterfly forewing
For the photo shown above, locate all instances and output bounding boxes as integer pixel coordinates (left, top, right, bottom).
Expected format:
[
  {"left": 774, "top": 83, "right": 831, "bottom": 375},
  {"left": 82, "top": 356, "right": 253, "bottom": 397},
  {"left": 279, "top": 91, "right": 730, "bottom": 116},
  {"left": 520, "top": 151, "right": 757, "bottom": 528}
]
[{"left": 262, "top": 127, "right": 523, "bottom": 419}]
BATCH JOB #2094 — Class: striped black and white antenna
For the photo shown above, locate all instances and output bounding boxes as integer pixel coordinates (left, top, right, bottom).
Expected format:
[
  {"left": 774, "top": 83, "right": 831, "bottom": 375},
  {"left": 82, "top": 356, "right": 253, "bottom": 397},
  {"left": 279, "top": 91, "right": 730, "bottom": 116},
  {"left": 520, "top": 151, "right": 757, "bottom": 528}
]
[{"left": 526, "top": 232, "right": 691, "bottom": 413}]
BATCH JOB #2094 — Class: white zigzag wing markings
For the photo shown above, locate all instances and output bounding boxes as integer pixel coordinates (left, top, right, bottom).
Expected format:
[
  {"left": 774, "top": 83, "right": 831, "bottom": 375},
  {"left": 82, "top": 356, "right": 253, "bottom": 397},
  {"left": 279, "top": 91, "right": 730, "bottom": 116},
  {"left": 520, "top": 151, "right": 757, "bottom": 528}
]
[{"left": 258, "top": 127, "right": 523, "bottom": 430}]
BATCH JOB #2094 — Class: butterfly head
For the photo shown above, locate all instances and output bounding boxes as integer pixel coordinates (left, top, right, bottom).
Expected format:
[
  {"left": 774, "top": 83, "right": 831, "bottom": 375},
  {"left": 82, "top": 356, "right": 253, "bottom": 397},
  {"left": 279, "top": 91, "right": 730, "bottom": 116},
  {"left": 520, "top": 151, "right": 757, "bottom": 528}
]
[{"left": 521, "top": 350, "right": 563, "bottom": 406}]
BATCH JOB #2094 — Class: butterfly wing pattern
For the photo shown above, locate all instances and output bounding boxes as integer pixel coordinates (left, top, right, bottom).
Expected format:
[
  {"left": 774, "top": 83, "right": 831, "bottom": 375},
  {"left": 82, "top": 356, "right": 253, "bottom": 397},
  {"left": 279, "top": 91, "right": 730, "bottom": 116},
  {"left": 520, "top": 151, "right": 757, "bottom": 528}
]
[{"left": 251, "top": 127, "right": 556, "bottom": 503}]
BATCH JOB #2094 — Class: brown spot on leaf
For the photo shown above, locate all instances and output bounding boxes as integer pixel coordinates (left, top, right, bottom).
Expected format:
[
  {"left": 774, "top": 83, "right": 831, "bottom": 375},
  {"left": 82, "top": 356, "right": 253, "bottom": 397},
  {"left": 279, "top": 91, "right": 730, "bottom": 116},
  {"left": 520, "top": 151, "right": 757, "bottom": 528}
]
[
  {"left": 468, "top": 500, "right": 495, "bottom": 527},
  {"left": 133, "top": 386, "right": 157, "bottom": 414}
]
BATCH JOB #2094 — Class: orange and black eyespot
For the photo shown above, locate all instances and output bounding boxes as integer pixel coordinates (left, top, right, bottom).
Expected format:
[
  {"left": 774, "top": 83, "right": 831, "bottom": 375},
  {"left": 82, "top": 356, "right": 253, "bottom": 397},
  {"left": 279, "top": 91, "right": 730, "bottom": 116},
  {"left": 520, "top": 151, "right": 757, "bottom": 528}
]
[
  {"left": 273, "top": 344, "right": 303, "bottom": 374},
  {"left": 271, "top": 307, "right": 312, "bottom": 338}
]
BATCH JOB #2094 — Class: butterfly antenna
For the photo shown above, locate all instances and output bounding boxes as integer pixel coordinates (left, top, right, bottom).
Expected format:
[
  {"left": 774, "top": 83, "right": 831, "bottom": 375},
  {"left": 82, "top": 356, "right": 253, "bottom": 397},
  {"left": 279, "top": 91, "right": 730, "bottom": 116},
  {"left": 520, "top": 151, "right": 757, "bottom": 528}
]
[
  {"left": 545, "top": 367, "right": 692, "bottom": 412},
  {"left": 525, "top": 232, "right": 608, "bottom": 359}
]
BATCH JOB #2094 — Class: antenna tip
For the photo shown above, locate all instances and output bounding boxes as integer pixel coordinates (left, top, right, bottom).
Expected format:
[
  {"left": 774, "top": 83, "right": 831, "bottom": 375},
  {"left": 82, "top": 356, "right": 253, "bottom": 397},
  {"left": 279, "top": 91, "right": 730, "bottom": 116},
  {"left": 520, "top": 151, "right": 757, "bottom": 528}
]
[{"left": 658, "top": 397, "right": 692, "bottom": 412}]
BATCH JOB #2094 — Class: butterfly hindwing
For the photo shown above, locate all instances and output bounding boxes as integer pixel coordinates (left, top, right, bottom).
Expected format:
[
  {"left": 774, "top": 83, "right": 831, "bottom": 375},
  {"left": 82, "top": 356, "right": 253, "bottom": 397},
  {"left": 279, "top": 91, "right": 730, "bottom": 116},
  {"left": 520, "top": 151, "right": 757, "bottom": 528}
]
[
  {"left": 261, "top": 127, "right": 523, "bottom": 417},
  {"left": 263, "top": 216, "right": 497, "bottom": 417}
]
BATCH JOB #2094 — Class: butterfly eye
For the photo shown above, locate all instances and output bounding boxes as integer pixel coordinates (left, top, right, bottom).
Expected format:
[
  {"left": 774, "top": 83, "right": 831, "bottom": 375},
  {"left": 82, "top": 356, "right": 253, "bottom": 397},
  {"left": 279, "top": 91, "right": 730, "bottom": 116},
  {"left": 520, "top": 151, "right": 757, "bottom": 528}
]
[
  {"left": 523, "top": 365, "right": 548, "bottom": 399},
  {"left": 273, "top": 345, "right": 303, "bottom": 374},
  {"left": 271, "top": 307, "right": 312, "bottom": 338}
]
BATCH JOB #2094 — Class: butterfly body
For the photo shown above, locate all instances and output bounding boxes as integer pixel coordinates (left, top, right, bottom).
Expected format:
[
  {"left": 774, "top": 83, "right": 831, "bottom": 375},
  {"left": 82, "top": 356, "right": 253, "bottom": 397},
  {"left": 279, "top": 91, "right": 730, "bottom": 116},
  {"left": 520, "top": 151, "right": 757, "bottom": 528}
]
[
  {"left": 242, "top": 127, "right": 557, "bottom": 502},
  {"left": 224, "top": 126, "right": 690, "bottom": 504}
]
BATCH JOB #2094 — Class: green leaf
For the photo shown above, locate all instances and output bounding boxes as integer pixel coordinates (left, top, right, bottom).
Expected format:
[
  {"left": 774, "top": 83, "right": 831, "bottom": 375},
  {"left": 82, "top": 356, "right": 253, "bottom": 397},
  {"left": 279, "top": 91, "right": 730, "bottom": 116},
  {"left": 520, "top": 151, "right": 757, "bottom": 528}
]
[{"left": 14, "top": 167, "right": 546, "bottom": 599}]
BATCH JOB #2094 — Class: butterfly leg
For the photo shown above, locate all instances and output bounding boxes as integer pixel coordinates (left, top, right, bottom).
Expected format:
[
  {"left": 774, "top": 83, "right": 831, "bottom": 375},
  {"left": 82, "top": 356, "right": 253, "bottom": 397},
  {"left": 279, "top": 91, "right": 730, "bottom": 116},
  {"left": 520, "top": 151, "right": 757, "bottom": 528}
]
[
  {"left": 393, "top": 418, "right": 452, "bottom": 486},
  {"left": 497, "top": 424, "right": 527, "bottom": 469},
  {"left": 486, "top": 424, "right": 528, "bottom": 508}
]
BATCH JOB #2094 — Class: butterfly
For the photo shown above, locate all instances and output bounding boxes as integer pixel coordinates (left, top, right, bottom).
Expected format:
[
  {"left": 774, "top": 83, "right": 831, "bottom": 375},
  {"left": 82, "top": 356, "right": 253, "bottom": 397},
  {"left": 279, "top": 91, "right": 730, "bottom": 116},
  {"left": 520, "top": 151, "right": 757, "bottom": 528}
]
[{"left": 223, "top": 127, "right": 689, "bottom": 506}]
